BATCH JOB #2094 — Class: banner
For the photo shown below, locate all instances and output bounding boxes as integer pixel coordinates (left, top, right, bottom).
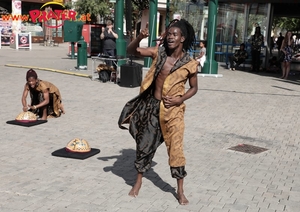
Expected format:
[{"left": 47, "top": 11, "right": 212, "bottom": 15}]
[
  {"left": 0, "top": 18, "right": 12, "bottom": 45},
  {"left": 10, "top": 0, "right": 21, "bottom": 49},
  {"left": 16, "top": 32, "right": 31, "bottom": 49}
]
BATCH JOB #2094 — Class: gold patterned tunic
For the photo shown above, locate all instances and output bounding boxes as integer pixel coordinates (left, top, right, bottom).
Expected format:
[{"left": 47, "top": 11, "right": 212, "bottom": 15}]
[{"left": 27, "top": 80, "right": 63, "bottom": 117}]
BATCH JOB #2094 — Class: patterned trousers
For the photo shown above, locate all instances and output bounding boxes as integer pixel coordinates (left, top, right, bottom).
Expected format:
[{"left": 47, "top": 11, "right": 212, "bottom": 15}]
[{"left": 129, "top": 93, "right": 187, "bottom": 179}]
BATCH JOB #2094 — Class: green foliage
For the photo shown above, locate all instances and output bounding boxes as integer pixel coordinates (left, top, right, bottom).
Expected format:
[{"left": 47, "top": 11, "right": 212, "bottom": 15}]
[
  {"left": 130, "top": 0, "right": 149, "bottom": 30},
  {"left": 128, "top": 3, "right": 139, "bottom": 30},
  {"left": 64, "top": 1, "right": 73, "bottom": 10},
  {"left": 273, "top": 17, "right": 300, "bottom": 32},
  {"left": 169, "top": 0, "right": 185, "bottom": 19},
  {"left": 72, "top": 0, "right": 149, "bottom": 30},
  {"left": 74, "top": 0, "right": 113, "bottom": 22},
  {"left": 132, "top": 0, "right": 149, "bottom": 10}
]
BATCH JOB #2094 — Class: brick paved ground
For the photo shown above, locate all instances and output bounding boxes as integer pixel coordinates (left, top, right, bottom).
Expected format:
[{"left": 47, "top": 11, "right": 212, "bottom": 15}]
[{"left": 1, "top": 43, "right": 300, "bottom": 212}]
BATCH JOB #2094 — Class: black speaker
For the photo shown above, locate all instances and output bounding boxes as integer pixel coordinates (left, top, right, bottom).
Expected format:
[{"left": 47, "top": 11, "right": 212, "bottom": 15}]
[{"left": 119, "top": 63, "right": 143, "bottom": 88}]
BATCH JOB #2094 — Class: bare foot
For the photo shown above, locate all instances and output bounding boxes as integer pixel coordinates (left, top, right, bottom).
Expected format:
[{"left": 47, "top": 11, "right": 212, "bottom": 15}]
[
  {"left": 177, "top": 192, "right": 189, "bottom": 205},
  {"left": 128, "top": 181, "right": 142, "bottom": 197},
  {"left": 60, "top": 104, "right": 66, "bottom": 114}
]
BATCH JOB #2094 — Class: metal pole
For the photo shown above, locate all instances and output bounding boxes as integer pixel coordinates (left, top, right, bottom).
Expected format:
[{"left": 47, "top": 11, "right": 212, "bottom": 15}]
[
  {"left": 71, "top": 42, "right": 75, "bottom": 59},
  {"left": 202, "top": 0, "right": 219, "bottom": 75},
  {"left": 115, "top": 0, "right": 126, "bottom": 64},
  {"left": 166, "top": 0, "right": 170, "bottom": 27},
  {"left": 144, "top": 0, "right": 158, "bottom": 67}
]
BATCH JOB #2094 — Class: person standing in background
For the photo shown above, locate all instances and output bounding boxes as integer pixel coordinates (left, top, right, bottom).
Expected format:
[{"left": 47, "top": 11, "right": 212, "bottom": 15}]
[
  {"left": 232, "top": 30, "right": 238, "bottom": 45},
  {"left": 100, "top": 20, "right": 118, "bottom": 68},
  {"left": 276, "top": 32, "right": 284, "bottom": 57},
  {"left": 280, "top": 31, "right": 294, "bottom": 79},
  {"left": 250, "top": 26, "right": 264, "bottom": 73},
  {"left": 195, "top": 41, "right": 206, "bottom": 72},
  {"left": 270, "top": 35, "right": 275, "bottom": 56},
  {"left": 292, "top": 35, "right": 297, "bottom": 46}
]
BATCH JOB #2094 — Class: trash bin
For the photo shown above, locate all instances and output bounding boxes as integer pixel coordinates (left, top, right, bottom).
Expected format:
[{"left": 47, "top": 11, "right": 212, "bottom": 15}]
[
  {"left": 119, "top": 62, "right": 143, "bottom": 87},
  {"left": 77, "top": 36, "right": 87, "bottom": 70}
]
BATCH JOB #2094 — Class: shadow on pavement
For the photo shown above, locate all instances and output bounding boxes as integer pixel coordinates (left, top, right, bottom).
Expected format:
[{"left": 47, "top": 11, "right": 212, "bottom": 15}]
[{"left": 97, "top": 148, "right": 177, "bottom": 197}]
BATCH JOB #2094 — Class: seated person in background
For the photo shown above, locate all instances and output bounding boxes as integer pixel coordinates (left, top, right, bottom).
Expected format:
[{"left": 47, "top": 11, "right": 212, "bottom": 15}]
[
  {"left": 22, "top": 69, "right": 65, "bottom": 120},
  {"left": 196, "top": 41, "right": 206, "bottom": 72},
  {"left": 229, "top": 43, "right": 248, "bottom": 71},
  {"left": 267, "top": 56, "right": 280, "bottom": 73}
]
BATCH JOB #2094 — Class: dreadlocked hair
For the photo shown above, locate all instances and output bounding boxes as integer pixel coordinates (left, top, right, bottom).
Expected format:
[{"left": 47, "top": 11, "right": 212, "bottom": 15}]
[{"left": 162, "top": 19, "right": 196, "bottom": 52}]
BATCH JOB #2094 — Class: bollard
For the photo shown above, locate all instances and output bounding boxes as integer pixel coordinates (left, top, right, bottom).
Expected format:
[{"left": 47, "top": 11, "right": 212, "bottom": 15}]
[{"left": 77, "top": 36, "right": 87, "bottom": 70}]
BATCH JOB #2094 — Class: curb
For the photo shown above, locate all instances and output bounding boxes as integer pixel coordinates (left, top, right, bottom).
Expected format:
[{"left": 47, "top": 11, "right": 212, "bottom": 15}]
[{"left": 5, "top": 64, "right": 91, "bottom": 78}]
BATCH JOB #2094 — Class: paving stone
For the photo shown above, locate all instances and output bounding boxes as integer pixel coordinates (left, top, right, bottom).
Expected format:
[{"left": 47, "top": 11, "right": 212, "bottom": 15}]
[{"left": 1, "top": 43, "right": 300, "bottom": 211}]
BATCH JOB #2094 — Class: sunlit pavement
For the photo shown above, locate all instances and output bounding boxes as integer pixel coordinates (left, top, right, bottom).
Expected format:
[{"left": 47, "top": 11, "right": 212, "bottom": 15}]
[{"left": 1, "top": 43, "right": 300, "bottom": 212}]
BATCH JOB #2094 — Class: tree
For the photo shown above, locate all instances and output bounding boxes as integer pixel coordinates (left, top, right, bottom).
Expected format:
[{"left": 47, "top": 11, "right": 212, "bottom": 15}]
[
  {"left": 64, "top": 1, "right": 72, "bottom": 10},
  {"left": 71, "top": 0, "right": 149, "bottom": 33},
  {"left": 73, "top": 0, "right": 113, "bottom": 23},
  {"left": 273, "top": 17, "right": 300, "bottom": 33},
  {"left": 131, "top": 0, "right": 149, "bottom": 10},
  {"left": 129, "top": 0, "right": 149, "bottom": 32}
]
